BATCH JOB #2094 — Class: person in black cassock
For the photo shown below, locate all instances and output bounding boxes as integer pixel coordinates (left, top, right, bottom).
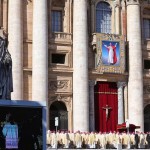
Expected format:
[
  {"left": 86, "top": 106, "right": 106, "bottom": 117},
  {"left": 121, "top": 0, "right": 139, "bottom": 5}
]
[
  {"left": 134, "top": 131, "right": 139, "bottom": 149},
  {"left": 0, "top": 30, "right": 13, "bottom": 100},
  {"left": 146, "top": 132, "right": 150, "bottom": 149}
]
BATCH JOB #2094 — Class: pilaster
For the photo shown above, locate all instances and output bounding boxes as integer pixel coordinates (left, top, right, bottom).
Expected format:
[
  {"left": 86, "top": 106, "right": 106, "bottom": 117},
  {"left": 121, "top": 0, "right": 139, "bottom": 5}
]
[
  {"left": 115, "top": 0, "right": 121, "bottom": 34},
  {"left": 117, "top": 82, "right": 126, "bottom": 124},
  {"left": 64, "top": 0, "right": 70, "bottom": 33},
  {"left": 124, "top": 84, "right": 128, "bottom": 121},
  {"left": 89, "top": 80, "right": 95, "bottom": 132},
  {"left": 90, "top": 0, "right": 95, "bottom": 33}
]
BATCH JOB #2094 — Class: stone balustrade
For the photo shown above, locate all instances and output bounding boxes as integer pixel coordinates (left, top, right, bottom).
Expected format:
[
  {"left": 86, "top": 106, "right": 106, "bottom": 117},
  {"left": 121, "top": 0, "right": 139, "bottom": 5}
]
[{"left": 50, "top": 32, "right": 72, "bottom": 43}]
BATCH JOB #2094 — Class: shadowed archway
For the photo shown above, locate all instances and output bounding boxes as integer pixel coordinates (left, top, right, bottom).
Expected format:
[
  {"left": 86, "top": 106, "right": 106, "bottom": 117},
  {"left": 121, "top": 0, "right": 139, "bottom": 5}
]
[{"left": 49, "top": 101, "right": 68, "bottom": 131}]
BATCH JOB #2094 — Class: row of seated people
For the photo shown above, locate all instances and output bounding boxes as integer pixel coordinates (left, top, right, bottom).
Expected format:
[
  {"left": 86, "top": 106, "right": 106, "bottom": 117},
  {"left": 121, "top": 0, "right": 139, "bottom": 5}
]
[{"left": 47, "top": 130, "right": 150, "bottom": 149}]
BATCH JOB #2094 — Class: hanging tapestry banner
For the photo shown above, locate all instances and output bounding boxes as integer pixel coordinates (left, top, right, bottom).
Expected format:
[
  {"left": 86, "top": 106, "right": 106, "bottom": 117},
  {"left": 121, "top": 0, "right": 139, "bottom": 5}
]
[{"left": 95, "top": 33, "right": 126, "bottom": 74}]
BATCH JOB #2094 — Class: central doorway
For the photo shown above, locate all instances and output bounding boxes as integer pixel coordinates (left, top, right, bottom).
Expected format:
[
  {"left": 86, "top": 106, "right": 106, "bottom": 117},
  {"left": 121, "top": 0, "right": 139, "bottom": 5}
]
[
  {"left": 94, "top": 81, "right": 118, "bottom": 132},
  {"left": 50, "top": 101, "right": 68, "bottom": 131}
]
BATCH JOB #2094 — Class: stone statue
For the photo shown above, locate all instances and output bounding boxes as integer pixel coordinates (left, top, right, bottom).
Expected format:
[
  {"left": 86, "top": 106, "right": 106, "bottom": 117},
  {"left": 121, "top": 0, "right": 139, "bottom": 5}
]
[{"left": 0, "top": 28, "right": 13, "bottom": 99}]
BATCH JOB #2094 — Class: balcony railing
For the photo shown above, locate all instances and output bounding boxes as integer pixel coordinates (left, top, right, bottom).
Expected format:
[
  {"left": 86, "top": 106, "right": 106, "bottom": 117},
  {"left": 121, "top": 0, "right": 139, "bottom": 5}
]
[{"left": 50, "top": 32, "right": 72, "bottom": 44}]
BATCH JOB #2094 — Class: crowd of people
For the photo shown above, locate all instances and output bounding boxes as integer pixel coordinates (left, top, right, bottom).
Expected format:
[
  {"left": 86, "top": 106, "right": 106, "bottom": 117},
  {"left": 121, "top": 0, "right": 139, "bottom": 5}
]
[{"left": 47, "top": 130, "right": 150, "bottom": 149}]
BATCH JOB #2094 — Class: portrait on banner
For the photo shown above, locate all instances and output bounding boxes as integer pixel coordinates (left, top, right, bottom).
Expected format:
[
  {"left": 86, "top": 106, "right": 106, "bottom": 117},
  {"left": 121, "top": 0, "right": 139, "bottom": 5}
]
[
  {"left": 95, "top": 33, "right": 125, "bottom": 74},
  {"left": 102, "top": 41, "right": 120, "bottom": 66}
]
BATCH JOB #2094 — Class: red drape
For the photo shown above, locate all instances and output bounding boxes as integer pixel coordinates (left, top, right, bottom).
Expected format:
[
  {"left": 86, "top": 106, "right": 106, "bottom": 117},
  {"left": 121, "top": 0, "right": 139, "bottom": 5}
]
[{"left": 94, "top": 81, "right": 118, "bottom": 132}]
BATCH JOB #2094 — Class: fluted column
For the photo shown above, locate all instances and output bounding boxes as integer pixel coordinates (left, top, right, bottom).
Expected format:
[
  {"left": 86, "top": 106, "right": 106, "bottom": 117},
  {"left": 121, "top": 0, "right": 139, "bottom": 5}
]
[
  {"left": 117, "top": 82, "right": 125, "bottom": 124},
  {"left": 8, "top": 0, "right": 23, "bottom": 100},
  {"left": 127, "top": 0, "right": 144, "bottom": 131},
  {"left": 32, "top": 0, "right": 48, "bottom": 102},
  {"left": 73, "top": 0, "right": 89, "bottom": 132},
  {"left": 89, "top": 81, "right": 95, "bottom": 132}
]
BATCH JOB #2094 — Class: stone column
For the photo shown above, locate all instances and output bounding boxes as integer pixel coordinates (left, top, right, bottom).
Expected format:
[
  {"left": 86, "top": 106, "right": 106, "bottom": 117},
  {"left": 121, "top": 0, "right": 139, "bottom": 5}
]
[
  {"left": 127, "top": 0, "right": 144, "bottom": 131},
  {"left": 117, "top": 82, "right": 125, "bottom": 124},
  {"left": 64, "top": 0, "right": 70, "bottom": 33},
  {"left": 32, "top": 0, "right": 48, "bottom": 101},
  {"left": 0, "top": 0, "right": 2, "bottom": 27},
  {"left": 89, "top": 81, "right": 95, "bottom": 132},
  {"left": 8, "top": 0, "right": 23, "bottom": 100},
  {"left": 124, "top": 84, "right": 128, "bottom": 121},
  {"left": 2, "top": 0, "right": 8, "bottom": 30},
  {"left": 73, "top": 0, "right": 89, "bottom": 132},
  {"left": 91, "top": 0, "right": 95, "bottom": 33},
  {"left": 115, "top": 0, "right": 120, "bottom": 34},
  {"left": 121, "top": 0, "right": 127, "bottom": 36},
  {"left": 69, "top": 0, "right": 73, "bottom": 33}
]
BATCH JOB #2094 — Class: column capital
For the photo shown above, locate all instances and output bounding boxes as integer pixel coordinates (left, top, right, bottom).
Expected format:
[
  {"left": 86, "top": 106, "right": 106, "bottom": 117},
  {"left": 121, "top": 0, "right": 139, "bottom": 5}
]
[
  {"left": 126, "top": 0, "right": 142, "bottom": 5},
  {"left": 89, "top": 80, "right": 96, "bottom": 87},
  {"left": 90, "top": 0, "right": 95, "bottom": 5},
  {"left": 115, "top": 4, "right": 121, "bottom": 8},
  {"left": 117, "top": 82, "right": 126, "bottom": 88},
  {"left": 113, "top": 0, "right": 121, "bottom": 7}
]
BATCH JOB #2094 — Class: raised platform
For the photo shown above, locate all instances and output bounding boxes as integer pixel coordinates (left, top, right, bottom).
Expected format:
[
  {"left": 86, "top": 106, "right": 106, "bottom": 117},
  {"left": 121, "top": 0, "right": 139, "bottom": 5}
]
[{"left": 47, "top": 149, "right": 147, "bottom": 150}]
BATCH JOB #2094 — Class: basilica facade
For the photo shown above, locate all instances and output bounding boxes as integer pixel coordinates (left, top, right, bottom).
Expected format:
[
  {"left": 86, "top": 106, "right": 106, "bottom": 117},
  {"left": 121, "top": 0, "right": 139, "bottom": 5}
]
[{"left": 1, "top": 0, "right": 150, "bottom": 132}]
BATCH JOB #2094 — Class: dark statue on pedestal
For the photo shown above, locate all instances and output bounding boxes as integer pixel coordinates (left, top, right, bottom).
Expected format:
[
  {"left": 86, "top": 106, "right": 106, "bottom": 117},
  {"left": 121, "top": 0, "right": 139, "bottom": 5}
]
[{"left": 0, "top": 28, "right": 13, "bottom": 100}]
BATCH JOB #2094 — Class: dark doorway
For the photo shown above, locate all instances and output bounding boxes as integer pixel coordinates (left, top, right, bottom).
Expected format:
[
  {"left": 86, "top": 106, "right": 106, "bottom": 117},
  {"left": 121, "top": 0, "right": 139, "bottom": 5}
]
[
  {"left": 50, "top": 101, "right": 68, "bottom": 131},
  {"left": 94, "top": 81, "right": 118, "bottom": 132},
  {"left": 144, "top": 104, "right": 150, "bottom": 132}
]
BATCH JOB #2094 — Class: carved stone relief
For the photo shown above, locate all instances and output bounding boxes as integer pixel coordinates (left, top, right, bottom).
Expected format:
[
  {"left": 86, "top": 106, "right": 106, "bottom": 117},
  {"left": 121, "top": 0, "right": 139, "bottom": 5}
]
[
  {"left": 144, "top": 85, "right": 150, "bottom": 94},
  {"left": 49, "top": 80, "right": 70, "bottom": 91},
  {"left": 52, "top": 0, "right": 65, "bottom": 7}
]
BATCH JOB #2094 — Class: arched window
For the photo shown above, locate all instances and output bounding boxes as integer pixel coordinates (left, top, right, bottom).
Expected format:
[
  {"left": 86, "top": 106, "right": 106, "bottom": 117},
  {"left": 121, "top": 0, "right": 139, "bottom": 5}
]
[{"left": 96, "top": 2, "right": 111, "bottom": 33}]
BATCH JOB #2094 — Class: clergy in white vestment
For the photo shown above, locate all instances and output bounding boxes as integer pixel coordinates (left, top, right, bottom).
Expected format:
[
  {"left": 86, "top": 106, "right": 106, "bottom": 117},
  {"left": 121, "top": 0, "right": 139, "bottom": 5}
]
[
  {"left": 74, "top": 131, "right": 82, "bottom": 148},
  {"left": 46, "top": 130, "right": 51, "bottom": 145},
  {"left": 51, "top": 131, "right": 57, "bottom": 148},
  {"left": 88, "top": 132, "right": 96, "bottom": 148},
  {"left": 139, "top": 132, "right": 145, "bottom": 148}
]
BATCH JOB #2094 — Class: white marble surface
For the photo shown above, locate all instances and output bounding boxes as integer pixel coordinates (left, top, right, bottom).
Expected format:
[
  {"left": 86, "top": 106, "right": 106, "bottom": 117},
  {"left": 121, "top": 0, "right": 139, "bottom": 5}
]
[
  {"left": 32, "top": 0, "right": 48, "bottom": 101},
  {"left": 127, "top": 2, "right": 144, "bottom": 131},
  {"left": 117, "top": 82, "right": 125, "bottom": 124},
  {"left": 8, "top": 0, "right": 23, "bottom": 100},
  {"left": 73, "top": 0, "right": 89, "bottom": 132}
]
